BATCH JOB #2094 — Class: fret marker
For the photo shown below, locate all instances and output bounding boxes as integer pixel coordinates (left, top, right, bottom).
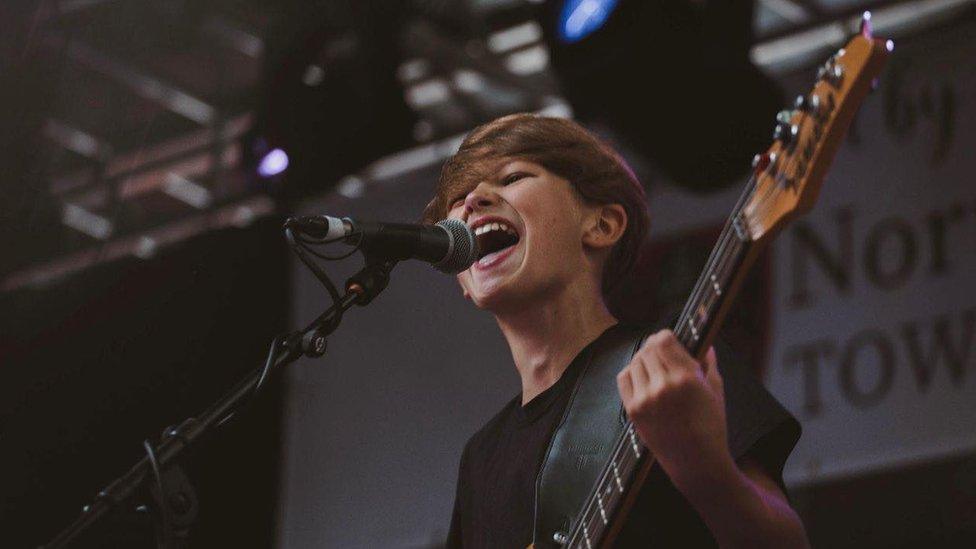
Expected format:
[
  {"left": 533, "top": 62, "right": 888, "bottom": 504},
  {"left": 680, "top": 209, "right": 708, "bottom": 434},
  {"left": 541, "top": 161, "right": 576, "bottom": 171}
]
[
  {"left": 628, "top": 427, "right": 642, "bottom": 457},
  {"left": 597, "top": 495, "right": 609, "bottom": 525},
  {"left": 710, "top": 274, "right": 722, "bottom": 296},
  {"left": 612, "top": 461, "right": 624, "bottom": 492},
  {"left": 687, "top": 318, "right": 700, "bottom": 341},
  {"left": 583, "top": 525, "right": 593, "bottom": 549}
]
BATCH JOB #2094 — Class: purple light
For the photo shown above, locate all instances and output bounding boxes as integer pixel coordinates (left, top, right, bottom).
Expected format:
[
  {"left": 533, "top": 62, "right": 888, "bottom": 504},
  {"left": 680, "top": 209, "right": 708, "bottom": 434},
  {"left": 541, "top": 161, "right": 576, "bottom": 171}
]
[{"left": 257, "top": 148, "right": 289, "bottom": 177}]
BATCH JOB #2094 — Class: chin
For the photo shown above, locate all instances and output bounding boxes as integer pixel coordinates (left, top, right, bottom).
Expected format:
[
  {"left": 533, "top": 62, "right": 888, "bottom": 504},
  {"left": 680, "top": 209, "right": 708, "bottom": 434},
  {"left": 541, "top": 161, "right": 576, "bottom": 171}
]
[
  {"left": 470, "top": 273, "right": 558, "bottom": 314},
  {"left": 469, "top": 280, "right": 519, "bottom": 312}
]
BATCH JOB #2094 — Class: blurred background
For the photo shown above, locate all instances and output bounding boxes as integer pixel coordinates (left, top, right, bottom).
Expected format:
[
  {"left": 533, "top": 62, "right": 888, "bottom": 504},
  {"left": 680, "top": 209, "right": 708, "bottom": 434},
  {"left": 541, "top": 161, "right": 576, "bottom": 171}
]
[{"left": 1, "top": 0, "right": 974, "bottom": 547}]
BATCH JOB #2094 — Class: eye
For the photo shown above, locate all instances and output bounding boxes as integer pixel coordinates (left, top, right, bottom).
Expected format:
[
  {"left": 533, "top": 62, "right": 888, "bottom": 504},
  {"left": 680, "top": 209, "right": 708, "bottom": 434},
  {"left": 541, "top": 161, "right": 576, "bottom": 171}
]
[{"left": 503, "top": 171, "right": 529, "bottom": 185}]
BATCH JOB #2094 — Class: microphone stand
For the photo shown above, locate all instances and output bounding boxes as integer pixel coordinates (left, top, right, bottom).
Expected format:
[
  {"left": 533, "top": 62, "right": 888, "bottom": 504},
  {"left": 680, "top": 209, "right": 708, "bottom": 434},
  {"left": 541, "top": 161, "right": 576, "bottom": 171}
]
[{"left": 42, "top": 259, "right": 397, "bottom": 549}]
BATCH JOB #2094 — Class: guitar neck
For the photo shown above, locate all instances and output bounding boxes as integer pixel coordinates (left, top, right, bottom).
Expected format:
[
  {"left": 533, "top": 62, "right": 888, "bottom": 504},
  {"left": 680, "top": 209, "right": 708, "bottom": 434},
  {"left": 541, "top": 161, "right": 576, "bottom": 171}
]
[{"left": 561, "top": 178, "right": 764, "bottom": 549}]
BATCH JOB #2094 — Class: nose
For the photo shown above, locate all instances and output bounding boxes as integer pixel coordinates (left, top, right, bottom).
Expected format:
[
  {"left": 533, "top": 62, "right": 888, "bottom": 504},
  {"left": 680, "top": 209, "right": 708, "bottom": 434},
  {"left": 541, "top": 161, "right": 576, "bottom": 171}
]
[{"left": 463, "top": 182, "right": 496, "bottom": 215}]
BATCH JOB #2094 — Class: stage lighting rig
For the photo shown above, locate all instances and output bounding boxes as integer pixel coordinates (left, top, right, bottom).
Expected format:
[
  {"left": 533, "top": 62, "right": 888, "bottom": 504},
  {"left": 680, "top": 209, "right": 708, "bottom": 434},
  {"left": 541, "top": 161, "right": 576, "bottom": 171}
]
[
  {"left": 248, "top": 3, "right": 416, "bottom": 198},
  {"left": 537, "top": 0, "right": 783, "bottom": 191}
]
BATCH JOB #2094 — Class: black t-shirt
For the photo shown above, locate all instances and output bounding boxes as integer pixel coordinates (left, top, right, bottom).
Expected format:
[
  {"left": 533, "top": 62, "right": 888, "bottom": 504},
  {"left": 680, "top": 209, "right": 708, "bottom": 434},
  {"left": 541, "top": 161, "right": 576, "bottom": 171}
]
[{"left": 446, "top": 323, "right": 801, "bottom": 548}]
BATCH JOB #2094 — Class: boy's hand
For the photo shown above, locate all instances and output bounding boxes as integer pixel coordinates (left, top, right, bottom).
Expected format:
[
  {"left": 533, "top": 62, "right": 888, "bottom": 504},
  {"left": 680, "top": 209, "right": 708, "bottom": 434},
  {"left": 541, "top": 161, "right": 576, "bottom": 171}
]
[{"left": 616, "top": 329, "right": 732, "bottom": 490}]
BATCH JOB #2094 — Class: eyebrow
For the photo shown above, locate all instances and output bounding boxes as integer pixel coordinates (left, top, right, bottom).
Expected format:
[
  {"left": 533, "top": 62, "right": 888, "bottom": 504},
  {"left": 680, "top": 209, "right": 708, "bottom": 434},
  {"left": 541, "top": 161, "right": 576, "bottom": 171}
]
[{"left": 442, "top": 156, "right": 531, "bottom": 210}]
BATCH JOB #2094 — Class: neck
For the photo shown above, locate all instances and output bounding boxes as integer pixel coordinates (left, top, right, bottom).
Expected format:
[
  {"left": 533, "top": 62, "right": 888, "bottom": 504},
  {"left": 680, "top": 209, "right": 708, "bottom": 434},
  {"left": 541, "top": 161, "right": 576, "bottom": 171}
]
[{"left": 494, "top": 277, "right": 617, "bottom": 405}]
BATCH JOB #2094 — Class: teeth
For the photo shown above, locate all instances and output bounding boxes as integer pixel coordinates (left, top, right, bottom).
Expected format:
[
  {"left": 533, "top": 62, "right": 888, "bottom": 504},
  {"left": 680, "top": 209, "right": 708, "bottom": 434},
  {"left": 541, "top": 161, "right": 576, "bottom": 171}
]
[{"left": 473, "top": 221, "right": 516, "bottom": 236}]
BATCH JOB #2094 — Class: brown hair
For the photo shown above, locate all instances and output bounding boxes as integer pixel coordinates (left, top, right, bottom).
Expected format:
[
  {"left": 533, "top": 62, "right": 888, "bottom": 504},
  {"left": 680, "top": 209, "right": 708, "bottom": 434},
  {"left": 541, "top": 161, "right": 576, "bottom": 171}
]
[{"left": 422, "top": 113, "right": 648, "bottom": 294}]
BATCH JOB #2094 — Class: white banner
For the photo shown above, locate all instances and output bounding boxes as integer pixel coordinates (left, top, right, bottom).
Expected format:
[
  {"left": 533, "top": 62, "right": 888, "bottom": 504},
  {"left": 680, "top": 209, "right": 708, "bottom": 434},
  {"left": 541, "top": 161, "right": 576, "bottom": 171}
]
[{"left": 763, "top": 21, "right": 976, "bottom": 485}]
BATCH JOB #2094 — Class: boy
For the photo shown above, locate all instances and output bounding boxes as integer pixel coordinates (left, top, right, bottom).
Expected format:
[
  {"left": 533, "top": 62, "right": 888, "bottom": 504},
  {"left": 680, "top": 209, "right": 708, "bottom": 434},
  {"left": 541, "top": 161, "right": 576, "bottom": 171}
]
[{"left": 423, "top": 114, "right": 808, "bottom": 548}]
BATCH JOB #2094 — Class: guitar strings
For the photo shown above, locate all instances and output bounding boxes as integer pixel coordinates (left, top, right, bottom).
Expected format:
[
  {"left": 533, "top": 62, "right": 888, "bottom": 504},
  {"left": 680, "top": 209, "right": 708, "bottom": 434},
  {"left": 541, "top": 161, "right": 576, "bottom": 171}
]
[
  {"left": 675, "top": 171, "right": 757, "bottom": 346},
  {"left": 565, "top": 174, "right": 761, "bottom": 547},
  {"left": 568, "top": 424, "right": 640, "bottom": 545},
  {"left": 567, "top": 179, "right": 755, "bottom": 543}
]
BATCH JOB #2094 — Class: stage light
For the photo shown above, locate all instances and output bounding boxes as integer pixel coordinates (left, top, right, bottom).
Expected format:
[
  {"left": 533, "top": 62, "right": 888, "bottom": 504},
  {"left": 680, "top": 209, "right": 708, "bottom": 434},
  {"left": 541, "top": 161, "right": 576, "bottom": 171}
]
[
  {"left": 539, "top": 0, "right": 783, "bottom": 191},
  {"left": 558, "top": 0, "right": 620, "bottom": 43},
  {"left": 257, "top": 148, "right": 289, "bottom": 178},
  {"left": 252, "top": 4, "right": 415, "bottom": 197}
]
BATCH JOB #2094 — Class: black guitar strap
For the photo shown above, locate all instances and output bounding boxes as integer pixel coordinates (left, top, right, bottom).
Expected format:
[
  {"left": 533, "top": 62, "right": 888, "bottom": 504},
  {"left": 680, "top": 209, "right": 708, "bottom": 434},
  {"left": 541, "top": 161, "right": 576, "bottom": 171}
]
[{"left": 533, "top": 324, "right": 649, "bottom": 547}]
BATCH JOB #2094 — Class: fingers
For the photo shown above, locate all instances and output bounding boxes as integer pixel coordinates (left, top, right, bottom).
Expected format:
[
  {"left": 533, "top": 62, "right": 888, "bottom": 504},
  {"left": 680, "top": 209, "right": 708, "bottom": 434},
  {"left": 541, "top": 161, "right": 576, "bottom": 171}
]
[
  {"left": 704, "top": 346, "right": 723, "bottom": 392},
  {"left": 630, "top": 351, "right": 652, "bottom": 388},
  {"left": 616, "top": 363, "right": 634, "bottom": 402},
  {"left": 618, "top": 354, "right": 656, "bottom": 415},
  {"left": 703, "top": 345, "right": 717, "bottom": 370},
  {"left": 618, "top": 339, "right": 669, "bottom": 417},
  {"left": 618, "top": 331, "right": 723, "bottom": 415},
  {"left": 650, "top": 330, "right": 700, "bottom": 380}
]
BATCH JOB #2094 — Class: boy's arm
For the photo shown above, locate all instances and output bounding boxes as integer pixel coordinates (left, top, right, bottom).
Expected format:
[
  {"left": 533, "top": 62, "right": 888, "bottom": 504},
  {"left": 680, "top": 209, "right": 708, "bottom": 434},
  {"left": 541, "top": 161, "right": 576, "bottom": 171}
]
[{"left": 617, "top": 330, "right": 809, "bottom": 548}]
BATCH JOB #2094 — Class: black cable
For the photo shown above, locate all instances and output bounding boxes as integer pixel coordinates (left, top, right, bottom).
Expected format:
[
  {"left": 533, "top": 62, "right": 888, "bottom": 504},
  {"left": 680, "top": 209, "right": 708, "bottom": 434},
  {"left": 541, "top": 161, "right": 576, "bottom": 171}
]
[
  {"left": 295, "top": 231, "right": 364, "bottom": 260},
  {"left": 214, "top": 333, "right": 285, "bottom": 428},
  {"left": 286, "top": 229, "right": 342, "bottom": 303},
  {"left": 297, "top": 240, "right": 362, "bottom": 262},
  {"left": 143, "top": 440, "right": 165, "bottom": 500},
  {"left": 253, "top": 335, "right": 285, "bottom": 397},
  {"left": 212, "top": 225, "right": 359, "bottom": 429}
]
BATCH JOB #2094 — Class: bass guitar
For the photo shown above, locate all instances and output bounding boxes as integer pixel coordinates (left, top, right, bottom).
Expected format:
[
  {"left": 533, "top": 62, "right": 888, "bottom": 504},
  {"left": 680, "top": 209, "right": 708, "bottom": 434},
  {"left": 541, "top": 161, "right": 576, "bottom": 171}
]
[{"left": 546, "top": 20, "right": 892, "bottom": 549}]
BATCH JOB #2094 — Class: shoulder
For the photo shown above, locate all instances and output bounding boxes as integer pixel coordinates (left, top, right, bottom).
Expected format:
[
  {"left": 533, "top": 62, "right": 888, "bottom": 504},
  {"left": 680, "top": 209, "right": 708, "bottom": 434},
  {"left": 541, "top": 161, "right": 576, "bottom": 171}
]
[{"left": 711, "top": 336, "right": 801, "bottom": 484}]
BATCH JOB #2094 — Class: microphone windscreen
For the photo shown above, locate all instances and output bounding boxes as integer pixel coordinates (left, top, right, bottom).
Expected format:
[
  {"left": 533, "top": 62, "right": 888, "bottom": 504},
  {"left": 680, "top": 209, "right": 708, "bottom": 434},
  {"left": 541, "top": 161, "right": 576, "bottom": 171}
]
[{"left": 434, "top": 219, "right": 478, "bottom": 274}]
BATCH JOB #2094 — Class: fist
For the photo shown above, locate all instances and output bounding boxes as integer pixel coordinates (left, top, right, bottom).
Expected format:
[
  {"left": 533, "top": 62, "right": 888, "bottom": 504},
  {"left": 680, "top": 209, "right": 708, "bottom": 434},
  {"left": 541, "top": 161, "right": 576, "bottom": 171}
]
[{"left": 616, "top": 330, "right": 731, "bottom": 488}]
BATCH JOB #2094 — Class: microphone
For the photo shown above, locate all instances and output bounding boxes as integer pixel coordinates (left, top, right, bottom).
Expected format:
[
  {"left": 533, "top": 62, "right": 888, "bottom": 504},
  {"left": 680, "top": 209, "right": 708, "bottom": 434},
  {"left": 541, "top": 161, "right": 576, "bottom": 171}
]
[{"left": 286, "top": 215, "right": 478, "bottom": 274}]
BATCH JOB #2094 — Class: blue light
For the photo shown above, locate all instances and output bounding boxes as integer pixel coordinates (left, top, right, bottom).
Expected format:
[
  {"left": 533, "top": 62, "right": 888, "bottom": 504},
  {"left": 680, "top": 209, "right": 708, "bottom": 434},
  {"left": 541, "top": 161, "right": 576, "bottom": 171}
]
[
  {"left": 257, "top": 148, "right": 289, "bottom": 178},
  {"left": 558, "top": 0, "right": 619, "bottom": 44}
]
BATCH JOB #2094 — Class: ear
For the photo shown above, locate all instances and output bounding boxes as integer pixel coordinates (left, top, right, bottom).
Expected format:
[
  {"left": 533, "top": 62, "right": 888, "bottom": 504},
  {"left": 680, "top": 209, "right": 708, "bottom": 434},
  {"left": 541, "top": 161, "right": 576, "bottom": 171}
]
[{"left": 582, "top": 203, "right": 627, "bottom": 251}]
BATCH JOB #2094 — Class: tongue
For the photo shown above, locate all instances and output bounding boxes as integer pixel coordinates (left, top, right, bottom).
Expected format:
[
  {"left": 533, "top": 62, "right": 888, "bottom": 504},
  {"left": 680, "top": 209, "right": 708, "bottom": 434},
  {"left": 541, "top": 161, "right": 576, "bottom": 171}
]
[
  {"left": 481, "top": 242, "right": 515, "bottom": 261},
  {"left": 476, "top": 230, "right": 518, "bottom": 260}
]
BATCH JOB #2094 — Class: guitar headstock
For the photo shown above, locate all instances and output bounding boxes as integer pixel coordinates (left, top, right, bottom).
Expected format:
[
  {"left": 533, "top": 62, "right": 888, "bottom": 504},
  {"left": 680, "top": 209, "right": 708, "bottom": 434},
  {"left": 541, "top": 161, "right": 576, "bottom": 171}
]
[{"left": 742, "top": 17, "right": 891, "bottom": 242}]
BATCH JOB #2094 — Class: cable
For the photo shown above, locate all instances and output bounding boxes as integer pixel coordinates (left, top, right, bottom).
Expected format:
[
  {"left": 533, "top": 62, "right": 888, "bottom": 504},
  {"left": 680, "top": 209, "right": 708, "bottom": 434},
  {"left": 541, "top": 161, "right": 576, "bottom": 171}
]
[
  {"left": 295, "top": 230, "right": 364, "bottom": 261},
  {"left": 253, "top": 335, "right": 285, "bottom": 397},
  {"left": 143, "top": 439, "right": 165, "bottom": 501},
  {"left": 286, "top": 227, "right": 344, "bottom": 328}
]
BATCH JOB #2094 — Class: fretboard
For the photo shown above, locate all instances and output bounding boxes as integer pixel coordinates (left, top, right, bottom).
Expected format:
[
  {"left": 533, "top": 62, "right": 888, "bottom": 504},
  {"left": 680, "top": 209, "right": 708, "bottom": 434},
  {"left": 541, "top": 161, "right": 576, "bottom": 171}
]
[{"left": 558, "top": 176, "right": 758, "bottom": 549}]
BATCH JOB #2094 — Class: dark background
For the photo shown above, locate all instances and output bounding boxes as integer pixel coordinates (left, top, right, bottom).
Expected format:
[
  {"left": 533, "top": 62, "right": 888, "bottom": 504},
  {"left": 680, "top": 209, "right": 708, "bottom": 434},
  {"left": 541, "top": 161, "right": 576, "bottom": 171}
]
[
  {"left": 0, "top": 218, "right": 288, "bottom": 547},
  {"left": 1, "top": 1, "right": 974, "bottom": 547}
]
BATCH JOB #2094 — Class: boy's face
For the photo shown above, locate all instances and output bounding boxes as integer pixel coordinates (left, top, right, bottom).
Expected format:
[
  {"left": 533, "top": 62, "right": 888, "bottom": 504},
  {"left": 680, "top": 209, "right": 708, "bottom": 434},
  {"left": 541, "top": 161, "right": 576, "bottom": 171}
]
[{"left": 446, "top": 158, "right": 596, "bottom": 312}]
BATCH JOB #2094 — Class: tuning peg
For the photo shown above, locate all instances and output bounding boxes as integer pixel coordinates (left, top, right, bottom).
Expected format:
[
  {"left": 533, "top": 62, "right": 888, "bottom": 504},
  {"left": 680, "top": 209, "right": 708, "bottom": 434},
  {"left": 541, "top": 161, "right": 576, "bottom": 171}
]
[
  {"left": 818, "top": 62, "right": 844, "bottom": 85},
  {"left": 753, "top": 152, "right": 779, "bottom": 175},
  {"left": 795, "top": 93, "right": 821, "bottom": 115},
  {"left": 830, "top": 64, "right": 844, "bottom": 82},
  {"left": 776, "top": 109, "right": 793, "bottom": 125},
  {"left": 773, "top": 123, "right": 799, "bottom": 146},
  {"left": 860, "top": 11, "right": 873, "bottom": 38},
  {"left": 752, "top": 153, "right": 769, "bottom": 171}
]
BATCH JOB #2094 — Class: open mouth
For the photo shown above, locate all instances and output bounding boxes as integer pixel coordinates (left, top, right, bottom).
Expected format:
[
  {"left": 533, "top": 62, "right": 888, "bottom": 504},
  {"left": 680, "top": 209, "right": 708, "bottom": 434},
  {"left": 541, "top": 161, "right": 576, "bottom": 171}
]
[{"left": 474, "top": 221, "right": 520, "bottom": 262}]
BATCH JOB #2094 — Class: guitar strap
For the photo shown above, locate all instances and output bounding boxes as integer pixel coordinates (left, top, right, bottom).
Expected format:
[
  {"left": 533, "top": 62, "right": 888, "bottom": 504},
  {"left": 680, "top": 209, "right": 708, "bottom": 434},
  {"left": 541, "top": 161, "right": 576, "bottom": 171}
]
[{"left": 533, "top": 324, "right": 649, "bottom": 547}]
